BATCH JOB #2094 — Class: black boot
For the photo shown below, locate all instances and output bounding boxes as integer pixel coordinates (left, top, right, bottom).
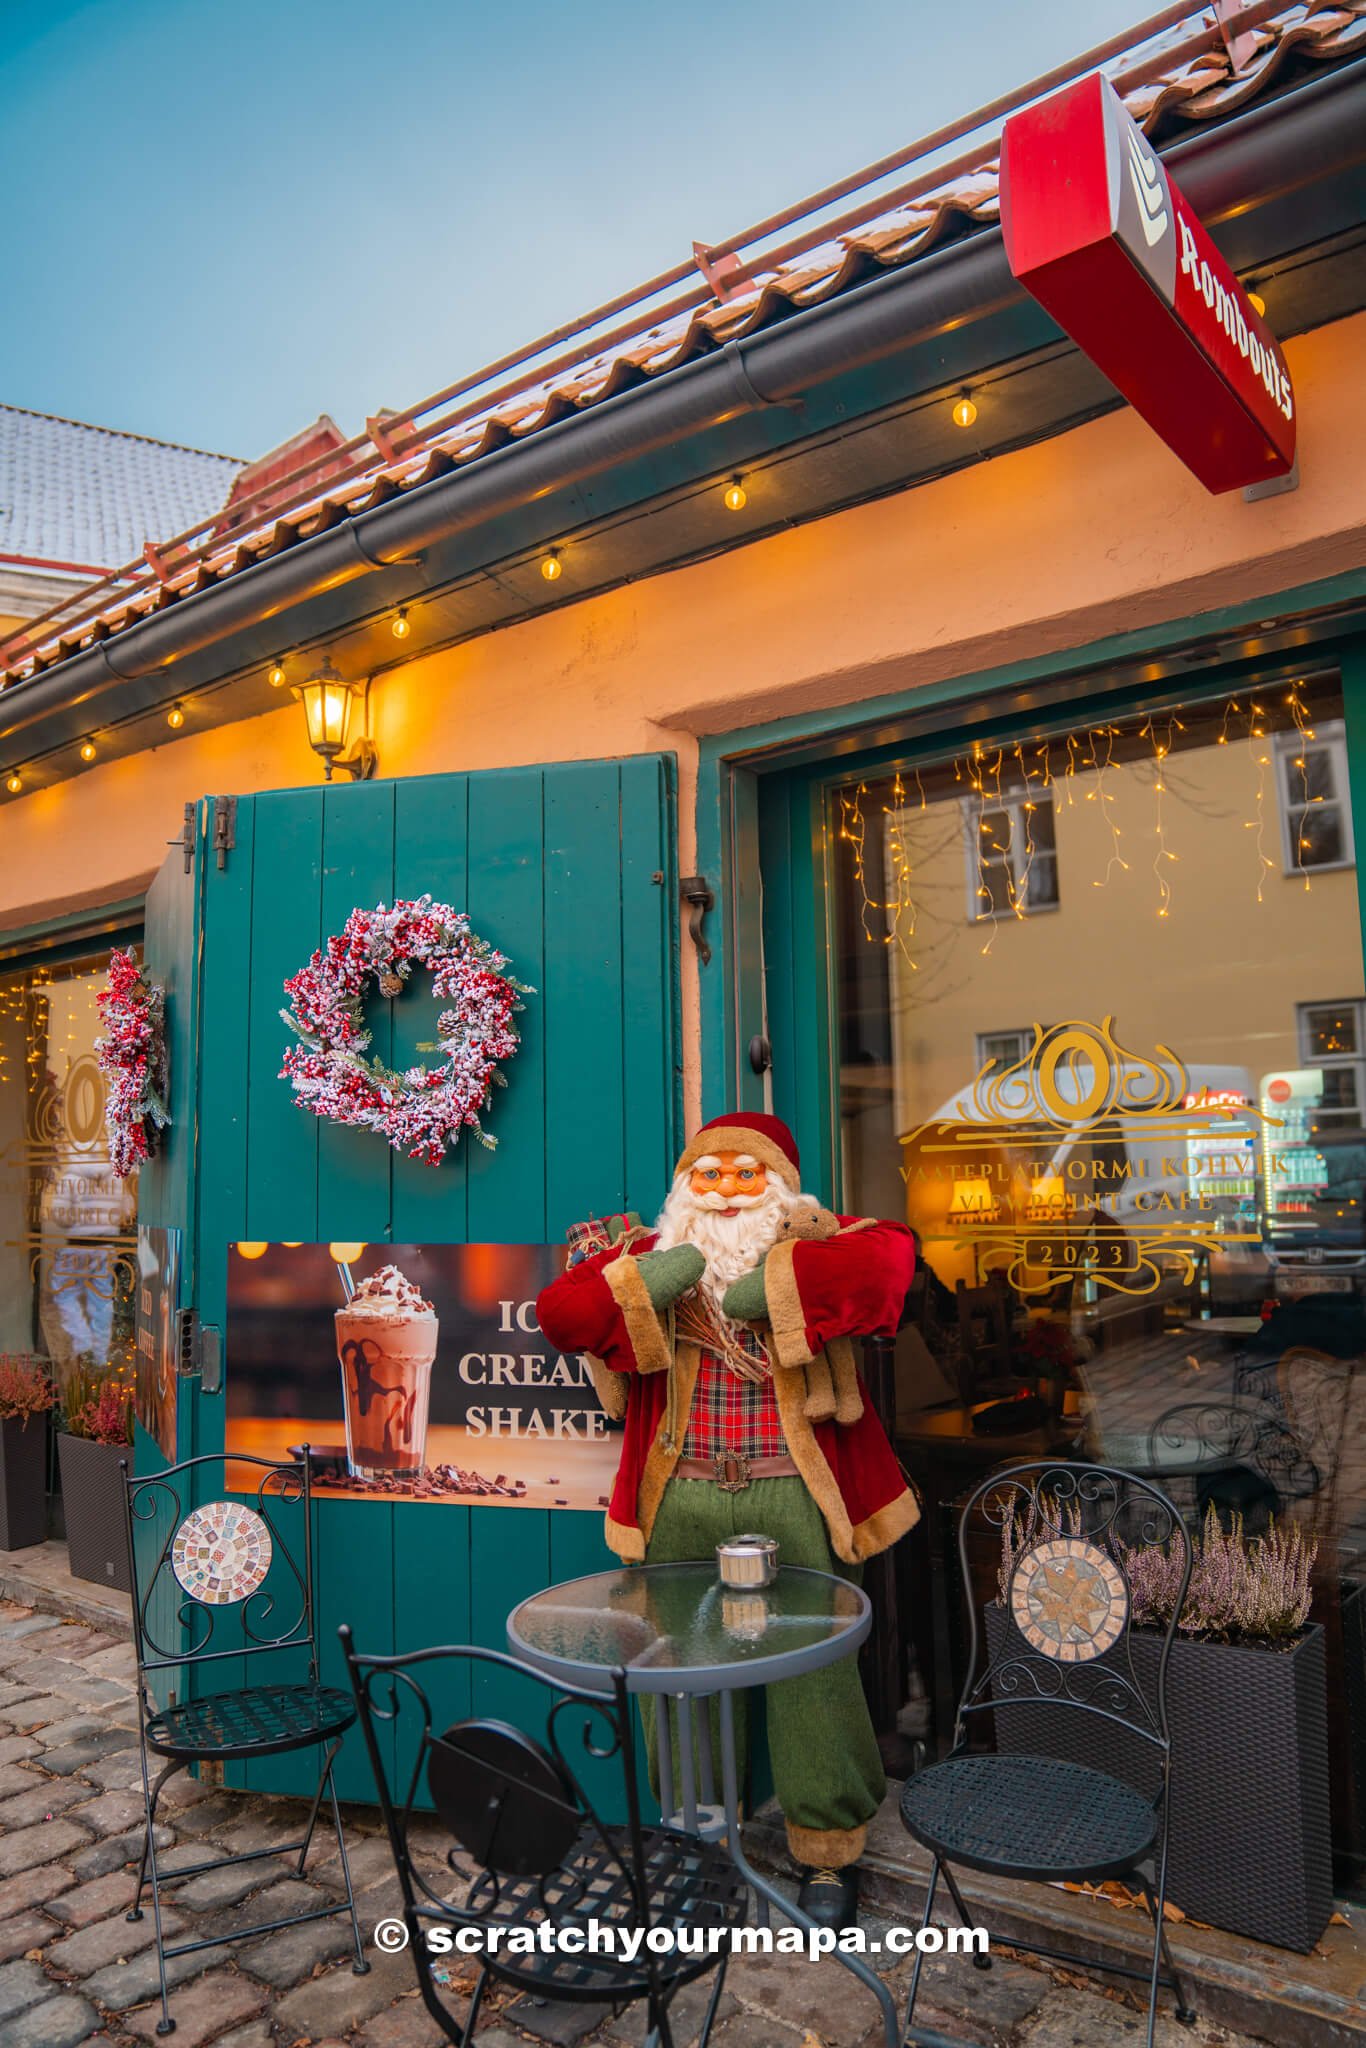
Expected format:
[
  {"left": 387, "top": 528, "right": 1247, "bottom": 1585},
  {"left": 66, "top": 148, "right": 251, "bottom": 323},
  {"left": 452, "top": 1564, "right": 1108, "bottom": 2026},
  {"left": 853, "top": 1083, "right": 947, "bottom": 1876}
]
[{"left": 797, "top": 1863, "right": 859, "bottom": 1930}]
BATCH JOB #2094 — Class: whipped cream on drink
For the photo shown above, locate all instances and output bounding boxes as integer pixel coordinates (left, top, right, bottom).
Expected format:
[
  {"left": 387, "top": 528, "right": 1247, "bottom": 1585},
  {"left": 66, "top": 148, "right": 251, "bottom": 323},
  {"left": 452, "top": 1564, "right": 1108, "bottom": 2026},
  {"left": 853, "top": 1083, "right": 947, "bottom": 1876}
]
[
  {"left": 336, "top": 1264, "right": 438, "bottom": 1478},
  {"left": 344, "top": 1266, "right": 435, "bottom": 1319}
]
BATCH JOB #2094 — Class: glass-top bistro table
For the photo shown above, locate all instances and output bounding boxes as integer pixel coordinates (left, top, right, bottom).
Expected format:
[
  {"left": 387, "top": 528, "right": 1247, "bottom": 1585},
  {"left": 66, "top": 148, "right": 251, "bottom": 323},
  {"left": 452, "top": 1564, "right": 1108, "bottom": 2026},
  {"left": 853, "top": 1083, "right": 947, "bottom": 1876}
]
[{"left": 508, "top": 1562, "right": 902, "bottom": 2048}]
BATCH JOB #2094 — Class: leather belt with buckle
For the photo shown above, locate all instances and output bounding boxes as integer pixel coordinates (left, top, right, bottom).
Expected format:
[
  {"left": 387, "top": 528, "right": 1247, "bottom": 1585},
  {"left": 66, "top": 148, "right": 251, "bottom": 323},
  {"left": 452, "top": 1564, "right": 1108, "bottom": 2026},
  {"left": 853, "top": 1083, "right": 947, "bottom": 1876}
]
[{"left": 672, "top": 1452, "right": 800, "bottom": 1491}]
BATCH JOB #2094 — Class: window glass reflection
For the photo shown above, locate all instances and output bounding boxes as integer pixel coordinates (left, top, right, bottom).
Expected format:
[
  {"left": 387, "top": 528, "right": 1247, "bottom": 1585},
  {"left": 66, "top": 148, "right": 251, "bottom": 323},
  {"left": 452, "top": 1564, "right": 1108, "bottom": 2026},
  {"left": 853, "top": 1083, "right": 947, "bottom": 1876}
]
[
  {"left": 0, "top": 953, "right": 138, "bottom": 1387},
  {"left": 833, "top": 677, "right": 1365, "bottom": 1895}
]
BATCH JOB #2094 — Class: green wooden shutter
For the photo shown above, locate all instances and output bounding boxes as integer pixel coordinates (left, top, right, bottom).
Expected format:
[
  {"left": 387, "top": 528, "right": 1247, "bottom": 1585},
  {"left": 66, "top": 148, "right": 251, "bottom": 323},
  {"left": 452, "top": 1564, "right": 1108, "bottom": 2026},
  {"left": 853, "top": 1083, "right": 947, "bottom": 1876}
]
[{"left": 172, "top": 756, "right": 679, "bottom": 1796}]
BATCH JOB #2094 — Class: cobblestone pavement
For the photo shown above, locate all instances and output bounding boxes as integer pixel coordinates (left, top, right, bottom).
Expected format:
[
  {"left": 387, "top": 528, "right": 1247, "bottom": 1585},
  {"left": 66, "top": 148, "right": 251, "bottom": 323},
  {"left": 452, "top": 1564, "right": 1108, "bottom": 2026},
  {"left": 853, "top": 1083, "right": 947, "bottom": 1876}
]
[{"left": 0, "top": 1599, "right": 1275, "bottom": 2048}]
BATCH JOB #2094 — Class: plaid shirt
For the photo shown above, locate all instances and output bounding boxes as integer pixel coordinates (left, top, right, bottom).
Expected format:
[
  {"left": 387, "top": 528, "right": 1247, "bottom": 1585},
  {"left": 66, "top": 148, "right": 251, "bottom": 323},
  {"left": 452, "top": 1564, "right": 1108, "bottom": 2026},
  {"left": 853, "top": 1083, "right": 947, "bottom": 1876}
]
[{"left": 682, "top": 1322, "right": 787, "bottom": 1460}]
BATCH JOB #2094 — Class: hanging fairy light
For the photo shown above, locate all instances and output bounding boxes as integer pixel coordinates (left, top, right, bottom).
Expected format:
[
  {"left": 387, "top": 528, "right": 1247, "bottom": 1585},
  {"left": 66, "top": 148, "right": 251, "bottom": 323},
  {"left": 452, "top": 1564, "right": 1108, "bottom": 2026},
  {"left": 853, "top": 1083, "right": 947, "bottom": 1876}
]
[
  {"left": 541, "top": 550, "right": 563, "bottom": 582},
  {"left": 1286, "top": 680, "right": 1316, "bottom": 893},
  {"left": 723, "top": 478, "right": 748, "bottom": 512},
  {"left": 841, "top": 774, "right": 924, "bottom": 968},
  {"left": 1244, "top": 700, "right": 1276, "bottom": 904},
  {"left": 166, "top": 705, "right": 185, "bottom": 730},
  {"left": 881, "top": 771, "right": 919, "bottom": 964},
  {"left": 841, "top": 686, "right": 1300, "bottom": 967},
  {"left": 1146, "top": 716, "right": 1179, "bottom": 920},
  {"left": 1088, "top": 727, "right": 1128, "bottom": 889},
  {"left": 952, "top": 393, "right": 978, "bottom": 429},
  {"left": 392, "top": 608, "right": 411, "bottom": 640},
  {"left": 269, "top": 661, "right": 287, "bottom": 688}
]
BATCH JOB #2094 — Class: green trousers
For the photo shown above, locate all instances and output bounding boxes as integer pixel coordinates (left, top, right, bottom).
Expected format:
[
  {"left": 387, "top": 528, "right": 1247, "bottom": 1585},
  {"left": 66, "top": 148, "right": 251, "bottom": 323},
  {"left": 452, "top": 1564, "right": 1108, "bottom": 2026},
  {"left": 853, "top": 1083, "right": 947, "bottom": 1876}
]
[{"left": 641, "top": 1475, "right": 885, "bottom": 1868}]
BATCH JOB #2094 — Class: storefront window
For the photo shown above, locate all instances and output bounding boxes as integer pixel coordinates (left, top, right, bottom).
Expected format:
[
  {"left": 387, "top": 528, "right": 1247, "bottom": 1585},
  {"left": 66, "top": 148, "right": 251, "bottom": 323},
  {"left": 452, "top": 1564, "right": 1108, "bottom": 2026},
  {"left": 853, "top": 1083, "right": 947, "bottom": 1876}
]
[
  {"left": 0, "top": 950, "right": 138, "bottom": 1390},
  {"left": 833, "top": 674, "right": 1365, "bottom": 1896}
]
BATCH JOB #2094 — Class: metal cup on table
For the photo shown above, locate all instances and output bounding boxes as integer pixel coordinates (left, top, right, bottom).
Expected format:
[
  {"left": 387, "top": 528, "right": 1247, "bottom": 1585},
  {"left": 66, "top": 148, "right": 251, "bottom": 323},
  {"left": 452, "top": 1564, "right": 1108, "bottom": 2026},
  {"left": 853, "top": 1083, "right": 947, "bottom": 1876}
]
[{"left": 716, "top": 1533, "right": 779, "bottom": 1587}]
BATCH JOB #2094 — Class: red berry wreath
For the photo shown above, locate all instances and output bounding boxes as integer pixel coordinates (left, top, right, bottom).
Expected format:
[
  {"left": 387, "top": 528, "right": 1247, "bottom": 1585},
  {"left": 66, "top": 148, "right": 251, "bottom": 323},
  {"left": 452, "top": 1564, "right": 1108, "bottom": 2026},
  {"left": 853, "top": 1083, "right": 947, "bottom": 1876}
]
[
  {"left": 279, "top": 896, "right": 532, "bottom": 1165},
  {"left": 95, "top": 949, "right": 171, "bottom": 1179}
]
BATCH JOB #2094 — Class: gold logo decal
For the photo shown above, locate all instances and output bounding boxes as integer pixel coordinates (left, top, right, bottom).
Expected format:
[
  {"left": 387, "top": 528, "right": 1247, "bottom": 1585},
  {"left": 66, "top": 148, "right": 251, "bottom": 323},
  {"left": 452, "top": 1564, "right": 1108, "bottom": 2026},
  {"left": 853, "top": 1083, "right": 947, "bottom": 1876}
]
[{"left": 902, "top": 1017, "right": 1281, "bottom": 1298}]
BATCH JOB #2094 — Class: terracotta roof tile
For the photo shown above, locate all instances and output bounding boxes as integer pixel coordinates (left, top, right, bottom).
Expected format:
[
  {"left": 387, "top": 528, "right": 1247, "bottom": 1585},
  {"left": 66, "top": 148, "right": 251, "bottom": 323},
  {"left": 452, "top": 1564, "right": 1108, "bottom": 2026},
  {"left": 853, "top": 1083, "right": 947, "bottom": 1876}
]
[{"left": 3, "top": 0, "right": 1363, "bottom": 686}]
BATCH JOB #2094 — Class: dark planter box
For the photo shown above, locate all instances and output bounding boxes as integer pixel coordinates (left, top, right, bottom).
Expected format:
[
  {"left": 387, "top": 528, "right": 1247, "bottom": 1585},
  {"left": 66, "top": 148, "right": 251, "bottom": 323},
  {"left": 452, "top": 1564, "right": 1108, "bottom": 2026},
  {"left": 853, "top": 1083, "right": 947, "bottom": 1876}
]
[
  {"left": 0, "top": 1413, "right": 48, "bottom": 1551},
  {"left": 57, "top": 1434, "right": 131, "bottom": 1594},
  {"left": 986, "top": 1602, "right": 1332, "bottom": 1951}
]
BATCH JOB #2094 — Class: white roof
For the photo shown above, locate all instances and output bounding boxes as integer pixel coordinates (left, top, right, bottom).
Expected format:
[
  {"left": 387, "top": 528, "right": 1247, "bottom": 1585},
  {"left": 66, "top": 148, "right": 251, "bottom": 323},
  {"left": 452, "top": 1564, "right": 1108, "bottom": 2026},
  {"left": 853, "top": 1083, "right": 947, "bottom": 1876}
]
[{"left": 0, "top": 404, "right": 243, "bottom": 575}]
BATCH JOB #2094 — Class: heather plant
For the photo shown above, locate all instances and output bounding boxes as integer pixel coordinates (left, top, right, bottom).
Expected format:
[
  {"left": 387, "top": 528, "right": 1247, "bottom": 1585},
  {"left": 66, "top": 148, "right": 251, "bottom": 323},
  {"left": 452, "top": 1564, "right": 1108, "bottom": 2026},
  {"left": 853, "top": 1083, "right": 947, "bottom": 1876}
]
[
  {"left": 1119, "top": 1504, "right": 1315, "bottom": 1646},
  {"left": 994, "top": 1488, "right": 1081, "bottom": 1604},
  {"left": 0, "top": 1355, "right": 56, "bottom": 1428},
  {"left": 62, "top": 1362, "right": 134, "bottom": 1448}
]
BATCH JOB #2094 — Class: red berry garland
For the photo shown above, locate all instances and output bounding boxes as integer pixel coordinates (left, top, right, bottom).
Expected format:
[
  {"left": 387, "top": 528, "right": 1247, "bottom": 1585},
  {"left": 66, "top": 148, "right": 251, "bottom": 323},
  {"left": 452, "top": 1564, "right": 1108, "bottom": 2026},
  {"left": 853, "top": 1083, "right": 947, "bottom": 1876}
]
[
  {"left": 279, "top": 897, "right": 532, "bottom": 1166},
  {"left": 95, "top": 949, "right": 171, "bottom": 1179}
]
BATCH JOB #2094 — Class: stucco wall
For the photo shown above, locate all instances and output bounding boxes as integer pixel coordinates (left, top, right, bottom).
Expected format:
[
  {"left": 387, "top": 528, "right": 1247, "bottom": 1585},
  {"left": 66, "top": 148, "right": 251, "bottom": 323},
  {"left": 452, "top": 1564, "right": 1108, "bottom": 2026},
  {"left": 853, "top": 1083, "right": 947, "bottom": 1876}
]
[{"left": 2, "top": 309, "right": 1364, "bottom": 1127}]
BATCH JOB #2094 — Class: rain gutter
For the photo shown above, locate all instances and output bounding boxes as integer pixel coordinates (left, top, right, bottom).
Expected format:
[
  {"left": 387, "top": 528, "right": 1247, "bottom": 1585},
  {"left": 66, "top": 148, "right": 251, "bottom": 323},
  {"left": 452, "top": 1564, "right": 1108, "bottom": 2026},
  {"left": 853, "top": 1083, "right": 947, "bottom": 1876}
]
[{"left": 2, "top": 56, "right": 1362, "bottom": 763}]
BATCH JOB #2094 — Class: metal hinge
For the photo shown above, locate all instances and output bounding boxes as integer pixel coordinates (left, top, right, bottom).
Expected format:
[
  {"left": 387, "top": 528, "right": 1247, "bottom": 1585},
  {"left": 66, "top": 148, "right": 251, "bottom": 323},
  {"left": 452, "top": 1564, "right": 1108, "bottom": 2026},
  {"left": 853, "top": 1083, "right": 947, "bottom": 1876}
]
[
  {"left": 168, "top": 801, "right": 195, "bottom": 875},
  {"left": 212, "top": 795, "right": 237, "bottom": 870}
]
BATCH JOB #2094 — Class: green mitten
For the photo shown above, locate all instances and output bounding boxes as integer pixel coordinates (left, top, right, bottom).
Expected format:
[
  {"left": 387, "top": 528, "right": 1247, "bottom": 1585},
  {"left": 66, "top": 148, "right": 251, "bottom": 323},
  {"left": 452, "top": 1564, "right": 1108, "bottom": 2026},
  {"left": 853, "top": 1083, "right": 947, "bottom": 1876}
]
[
  {"left": 633, "top": 1244, "right": 705, "bottom": 1312},
  {"left": 721, "top": 1265, "right": 768, "bottom": 1323}
]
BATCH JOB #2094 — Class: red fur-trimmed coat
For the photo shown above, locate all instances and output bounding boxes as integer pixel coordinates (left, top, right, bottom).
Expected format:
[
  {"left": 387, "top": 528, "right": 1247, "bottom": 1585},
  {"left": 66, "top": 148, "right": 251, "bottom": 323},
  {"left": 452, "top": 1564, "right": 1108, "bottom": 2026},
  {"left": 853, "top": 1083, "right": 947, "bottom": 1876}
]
[{"left": 536, "top": 1219, "right": 919, "bottom": 1564}]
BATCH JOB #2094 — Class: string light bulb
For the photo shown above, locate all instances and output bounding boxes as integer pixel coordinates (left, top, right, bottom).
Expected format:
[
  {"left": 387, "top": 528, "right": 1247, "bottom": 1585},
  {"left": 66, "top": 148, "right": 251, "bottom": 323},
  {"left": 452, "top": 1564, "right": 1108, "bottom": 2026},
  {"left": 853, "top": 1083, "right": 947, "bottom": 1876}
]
[
  {"left": 166, "top": 704, "right": 185, "bottom": 730},
  {"left": 724, "top": 477, "right": 747, "bottom": 512},
  {"left": 268, "top": 661, "right": 287, "bottom": 688},
  {"left": 392, "top": 608, "right": 411, "bottom": 641},
  {"left": 952, "top": 393, "right": 978, "bottom": 429},
  {"left": 79, "top": 740, "right": 96, "bottom": 764},
  {"left": 1247, "top": 288, "right": 1266, "bottom": 317},
  {"left": 540, "top": 550, "right": 562, "bottom": 582},
  {"left": 4, "top": 773, "right": 20, "bottom": 795}
]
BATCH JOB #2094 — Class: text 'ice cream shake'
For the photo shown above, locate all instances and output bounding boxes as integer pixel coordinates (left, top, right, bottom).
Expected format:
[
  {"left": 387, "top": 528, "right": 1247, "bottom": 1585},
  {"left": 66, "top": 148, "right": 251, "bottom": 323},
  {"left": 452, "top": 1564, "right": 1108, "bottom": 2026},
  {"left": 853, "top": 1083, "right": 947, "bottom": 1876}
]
[{"left": 335, "top": 1265, "right": 438, "bottom": 1480}]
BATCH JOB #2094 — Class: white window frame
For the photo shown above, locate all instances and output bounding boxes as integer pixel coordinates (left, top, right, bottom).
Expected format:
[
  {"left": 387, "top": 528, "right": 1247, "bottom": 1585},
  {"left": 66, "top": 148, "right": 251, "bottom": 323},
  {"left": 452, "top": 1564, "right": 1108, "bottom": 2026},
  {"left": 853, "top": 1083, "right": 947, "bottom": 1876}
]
[
  {"left": 961, "top": 789, "right": 1059, "bottom": 923},
  {"left": 1275, "top": 719, "right": 1355, "bottom": 876},
  {"left": 975, "top": 1028, "right": 1034, "bottom": 1074},
  {"left": 1297, "top": 997, "right": 1366, "bottom": 1131}
]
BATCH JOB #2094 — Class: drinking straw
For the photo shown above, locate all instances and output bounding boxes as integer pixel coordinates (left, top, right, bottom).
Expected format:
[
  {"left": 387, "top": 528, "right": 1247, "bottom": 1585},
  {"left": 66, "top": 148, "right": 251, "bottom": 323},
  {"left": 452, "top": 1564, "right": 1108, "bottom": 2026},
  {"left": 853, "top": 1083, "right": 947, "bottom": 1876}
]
[{"left": 336, "top": 1260, "right": 356, "bottom": 1303}]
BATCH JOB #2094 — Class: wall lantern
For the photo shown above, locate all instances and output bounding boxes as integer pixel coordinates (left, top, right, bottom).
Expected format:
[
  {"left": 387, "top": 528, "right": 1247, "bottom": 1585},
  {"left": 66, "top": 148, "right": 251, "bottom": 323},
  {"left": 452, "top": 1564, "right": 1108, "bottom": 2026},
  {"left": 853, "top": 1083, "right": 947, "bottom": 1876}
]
[{"left": 291, "top": 655, "right": 377, "bottom": 782}]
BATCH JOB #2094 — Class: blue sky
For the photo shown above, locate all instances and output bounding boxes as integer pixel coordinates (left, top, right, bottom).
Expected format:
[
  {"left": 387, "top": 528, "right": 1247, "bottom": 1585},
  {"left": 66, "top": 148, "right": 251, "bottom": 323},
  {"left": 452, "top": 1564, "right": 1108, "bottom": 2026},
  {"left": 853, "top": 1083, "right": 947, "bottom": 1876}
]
[{"left": 3, "top": 0, "right": 1143, "bottom": 459}]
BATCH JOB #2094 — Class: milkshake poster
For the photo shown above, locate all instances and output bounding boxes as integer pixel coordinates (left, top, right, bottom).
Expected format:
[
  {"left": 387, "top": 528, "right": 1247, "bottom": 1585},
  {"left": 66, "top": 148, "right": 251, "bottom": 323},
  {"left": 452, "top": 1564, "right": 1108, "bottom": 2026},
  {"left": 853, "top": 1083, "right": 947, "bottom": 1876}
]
[{"left": 223, "top": 1242, "right": 617, "bottom": 1511}]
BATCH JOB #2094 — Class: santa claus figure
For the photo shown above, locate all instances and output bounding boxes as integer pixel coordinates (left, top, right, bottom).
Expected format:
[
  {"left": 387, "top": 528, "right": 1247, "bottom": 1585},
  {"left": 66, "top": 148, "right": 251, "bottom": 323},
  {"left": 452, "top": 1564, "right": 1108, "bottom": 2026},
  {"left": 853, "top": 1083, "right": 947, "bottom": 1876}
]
[{"left": 536, "top": 1112, "right": 917, "bottom": 1929}]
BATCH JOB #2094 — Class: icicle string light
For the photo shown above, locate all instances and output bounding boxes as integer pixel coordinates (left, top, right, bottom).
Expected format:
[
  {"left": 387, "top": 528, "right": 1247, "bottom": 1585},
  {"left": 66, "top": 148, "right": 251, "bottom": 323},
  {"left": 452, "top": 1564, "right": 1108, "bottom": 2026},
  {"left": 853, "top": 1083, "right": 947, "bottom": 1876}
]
[
  {"left": 1286, "top": 679, "right": 1317, "bottom": 893},
  {"left": 1244, "top": 697, "right": 1276, "bottom": 904},
  {"left": 1089, "top": 724, "right": 1129, "bottom": 890},
  {"left": 838, "top": 779, "right": 921, "bottom": 965},
  {"left": 839, "top": 685, "right": 1324, "bottom": 963},
  {"left": 1147, "top": 713, "right": 1182, "bottom": 920}
]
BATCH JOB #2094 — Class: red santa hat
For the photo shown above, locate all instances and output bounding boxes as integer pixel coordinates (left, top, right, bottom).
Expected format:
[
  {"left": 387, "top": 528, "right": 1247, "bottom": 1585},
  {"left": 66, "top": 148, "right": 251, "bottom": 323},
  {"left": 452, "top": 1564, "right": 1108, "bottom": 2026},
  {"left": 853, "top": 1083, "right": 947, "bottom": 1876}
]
[{"left": 674, "top": 1112, "right": 802, "bottom": 1191}]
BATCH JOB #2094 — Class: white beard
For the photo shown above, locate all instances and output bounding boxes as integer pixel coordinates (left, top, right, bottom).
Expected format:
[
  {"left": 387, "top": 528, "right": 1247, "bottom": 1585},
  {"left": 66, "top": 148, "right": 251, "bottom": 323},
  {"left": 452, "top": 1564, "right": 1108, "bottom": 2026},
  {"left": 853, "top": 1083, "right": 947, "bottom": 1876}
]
[{"left": 654, "top": 1172, "right": 814, "bottom": 1303}]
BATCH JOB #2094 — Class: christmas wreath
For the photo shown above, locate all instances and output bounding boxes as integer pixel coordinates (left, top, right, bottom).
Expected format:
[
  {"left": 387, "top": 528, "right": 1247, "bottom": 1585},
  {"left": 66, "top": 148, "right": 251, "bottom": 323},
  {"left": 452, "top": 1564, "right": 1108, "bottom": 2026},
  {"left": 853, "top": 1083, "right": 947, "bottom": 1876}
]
[
  {"left": 95, "top": 949, "right": 171, "bottom": 1179},
  {"left": 279, "top": 896, "right": 532, "bottom": 1165}
]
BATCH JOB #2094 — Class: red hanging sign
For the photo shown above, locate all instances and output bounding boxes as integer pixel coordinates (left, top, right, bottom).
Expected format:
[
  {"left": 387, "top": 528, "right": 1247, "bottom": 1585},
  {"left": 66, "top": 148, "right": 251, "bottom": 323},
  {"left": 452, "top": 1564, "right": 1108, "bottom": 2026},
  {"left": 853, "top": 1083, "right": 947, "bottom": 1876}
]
[{"left": 999, "top": 73, "right": 1295, "bottom": 494}]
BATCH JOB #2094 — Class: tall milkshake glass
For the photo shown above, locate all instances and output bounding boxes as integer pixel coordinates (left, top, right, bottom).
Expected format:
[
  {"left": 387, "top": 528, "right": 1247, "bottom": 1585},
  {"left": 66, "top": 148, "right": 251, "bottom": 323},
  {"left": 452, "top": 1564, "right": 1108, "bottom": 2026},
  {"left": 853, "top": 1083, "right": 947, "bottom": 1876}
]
[{"left": 335, "top": 1266, "right": 438, "bottom": 1479}]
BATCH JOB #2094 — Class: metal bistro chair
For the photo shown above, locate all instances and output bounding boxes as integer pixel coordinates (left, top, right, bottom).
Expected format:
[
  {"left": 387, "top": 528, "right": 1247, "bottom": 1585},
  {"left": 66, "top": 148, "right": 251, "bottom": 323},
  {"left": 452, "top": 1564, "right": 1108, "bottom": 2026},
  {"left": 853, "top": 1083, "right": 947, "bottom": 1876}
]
[
  {"left": 339, "top": 1629, "right": 749, "bottom": 2048},
  {"left": 899, "top": 1461, "right": 1195, "bottom": 2048},
  {"left": 122, "top": 1451, "right": 367, "bottom": 2035},
  {"left": 1143, "top": 1396, "right": 1320, "bottom": 1532}
]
